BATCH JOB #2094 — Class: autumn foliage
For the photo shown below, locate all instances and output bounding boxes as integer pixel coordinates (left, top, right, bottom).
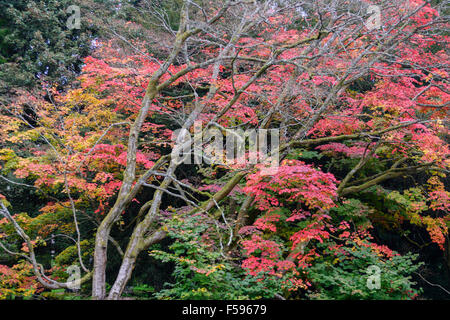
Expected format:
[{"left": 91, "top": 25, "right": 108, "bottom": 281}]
[{"left": 0, "top": 0, "right": 449, "bottom": 300}]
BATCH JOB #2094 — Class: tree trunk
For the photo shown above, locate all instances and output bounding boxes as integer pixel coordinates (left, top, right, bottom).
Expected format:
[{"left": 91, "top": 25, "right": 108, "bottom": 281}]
[{"left": 92, "top": 221, "right": 112, "bottom": 299}]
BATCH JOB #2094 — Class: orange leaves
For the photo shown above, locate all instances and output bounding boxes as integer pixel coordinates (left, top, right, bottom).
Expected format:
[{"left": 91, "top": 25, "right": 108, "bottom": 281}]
[
  {"left": 423, "top": 217, "right": 447, "bottom": 251},
  {"left": 0, "top": 262, "right": 43, "bottom": 299},
  {"left": 427, "top": 177, "right": 450, "bottom": 213},
  {"left": 0, "top": 115, "right": 22, "bottom": 142},
  {"left": 14, "top": 160, "right": 57, "bottom": 187}
]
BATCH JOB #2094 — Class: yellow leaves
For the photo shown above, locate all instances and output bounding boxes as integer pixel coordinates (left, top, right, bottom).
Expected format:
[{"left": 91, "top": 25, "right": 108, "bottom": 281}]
[
  {"left": 178, "top": 257, "right": 195, "bottom": 264},
  {"left": 0, "top": 149, "right": 19, "bottom": 173},
  {"left": 34, "top": 236, "right": 47, "bottom": 247},
  {"left": 0, "top": 149, "right": 17, "bottom": 162},
  {"left": 61, "top": 88, "right": 105, "bottom": 111},
  {"left": 8, "top": 87, "right": 120, "bottom": 154},
  {"left": 423, "top": 73, "right": 433, "bottom": 82},
  {"left": 0, "top": 115, "right": 21, "bottom": 138},
  {"left": 15, "top": 213, "right": 32, "bottom": 225},
  {"left": 421, "top": 216, "right": 436, "bottom": 228},
  {"left": 54, "top": 239, "right": 92, "bottom": 266},
  {"left": 0, "top": 261, "right": 40, "bottom": 299},
  {"left": 216, "top": 264, "right": 225, "bottom": 270},
  {"left": 409, "top": 212, "right": 422, "bottom": 226},
  {"left": 205, "top": 264, "right": 226, "bottom": 276},
  {"left": 7, "top": 128, "right": 40, "bottom": 144},
  {"left": 424, "top": 69, "right": 447, "bottom": 82}
]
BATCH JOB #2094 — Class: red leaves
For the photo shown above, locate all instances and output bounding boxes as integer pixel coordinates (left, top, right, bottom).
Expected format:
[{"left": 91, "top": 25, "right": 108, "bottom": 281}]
[
  {"left": 425, "top": 219, "right": 447, "bottom": 251},
  {"left": 316, "top": 142, "right": 371, "bottom": 158},
  {"left": 15, "top": 162, "right": 56, "bottom": 181},
  {"left": 87, "top": 144, "right": 154, "bottom": 170},
  {"left": 240, "top": 161, "right": 339, "bottom": 289},
  {"left": 244, "top": 160, "right": 338, "bottom": 212},
  {"left": 290, "top": 221, "right": 330, "bottom": 250},
  {"left": 242, "top": 235, "right": 296, "bottom": 278},
  {"left": 254, "top": 213, "right": 281, "bottom": 232},
  {"left": 242, "top": 235, "right": 281, "bottom": 258}
]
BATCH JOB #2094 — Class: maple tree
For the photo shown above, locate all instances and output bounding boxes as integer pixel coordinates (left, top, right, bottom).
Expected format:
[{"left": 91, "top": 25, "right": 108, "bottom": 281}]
[{"left": 0, "top": 0, "right": 449, "bottom": 300}]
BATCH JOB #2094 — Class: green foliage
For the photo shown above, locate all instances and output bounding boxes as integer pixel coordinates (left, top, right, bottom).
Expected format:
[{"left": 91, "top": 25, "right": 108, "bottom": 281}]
[
  {"left": 54, "top": 239, "right": 91, "bottom": 266},
  {"left": 291, "top": 148, "right": 323, "bottom": 160},
  {"left": 0, "top": 0, "right": 97, "bottom": 89},
  {"left": 129, "top": 0, "right": 184, "bottom": 31},
  {"left": 0, "top": 0, "right": 448, "bottom": 301},
  {"left": 149, "top": 213, "right": 284, "bottom": 300},
  {"left": 42, "top": 288, "right": 85, "bottom": 300},
  {"left": 307, "top": 240, "right": 422, "bottom": 300},
  {"left": 330, "top": 199, "right": 373, "bottom": 230},
  {"left": 129, "top": 283, "right": 155, "bottom": 299}
]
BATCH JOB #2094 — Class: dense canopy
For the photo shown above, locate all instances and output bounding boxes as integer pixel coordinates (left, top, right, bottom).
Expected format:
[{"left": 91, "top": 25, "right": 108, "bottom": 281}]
[{"left": 0, "top": 0, "right": 449, "bottom": 300}]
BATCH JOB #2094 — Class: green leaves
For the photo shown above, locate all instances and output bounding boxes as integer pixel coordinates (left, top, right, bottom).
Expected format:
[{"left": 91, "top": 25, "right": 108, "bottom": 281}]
[
  {"left": 292, "top": 148, "right": 323, "bottom": 160},
  {"left": 330, "top": 198, "right": 373, "bottom": 230},
  {"left": 149, "top": 212, "right": 285, "bottom": 300},
  {"left": 0, "top": 0, "right": 97, "bottom": 90},
  {"left": 307, "top": 241, "right": 422, "bottom": 300}
]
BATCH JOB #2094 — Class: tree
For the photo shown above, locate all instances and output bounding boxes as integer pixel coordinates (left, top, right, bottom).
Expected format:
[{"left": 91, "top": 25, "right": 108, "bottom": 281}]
[
  {"left": 0, "top": 0, "right": 448, "bottom": 300},
  {"left": 0, "top": 0, "right": 98, "bottom": 92}
]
